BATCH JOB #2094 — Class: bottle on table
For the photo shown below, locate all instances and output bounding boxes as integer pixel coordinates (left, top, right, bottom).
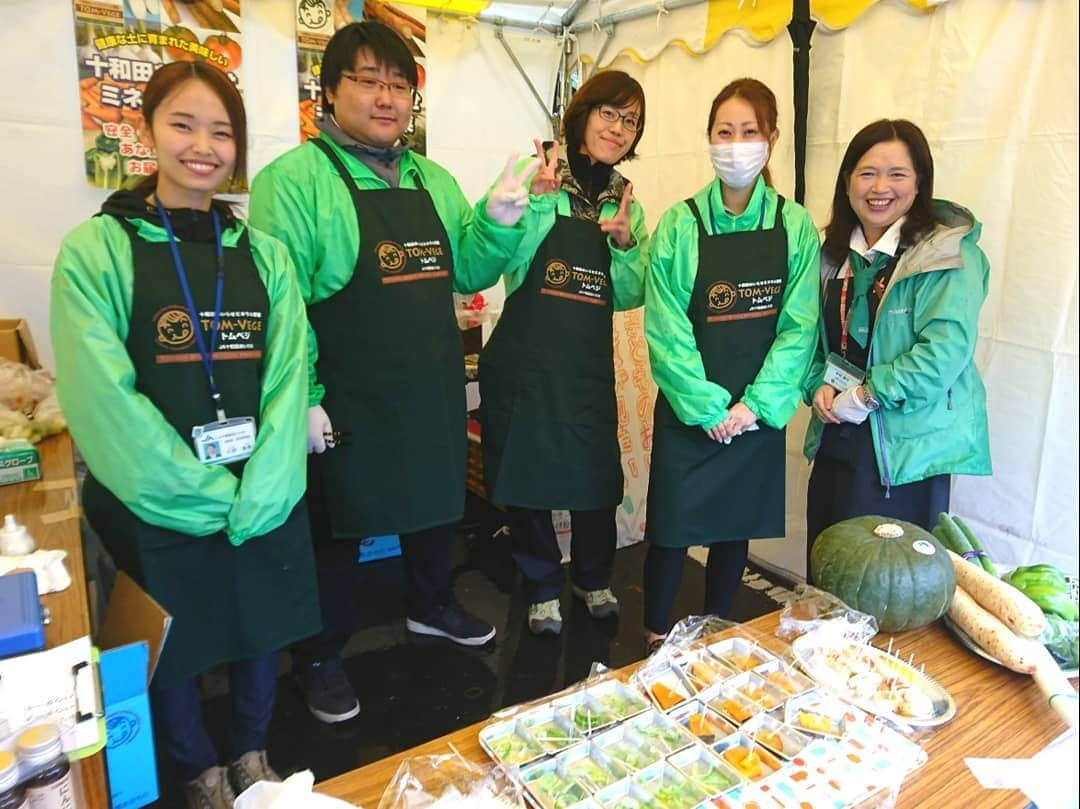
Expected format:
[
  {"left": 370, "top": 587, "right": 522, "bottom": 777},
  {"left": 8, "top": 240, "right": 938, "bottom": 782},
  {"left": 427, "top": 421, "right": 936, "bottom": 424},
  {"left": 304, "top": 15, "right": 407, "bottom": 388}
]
[
  {"left": 0, "top": 750, "right": 29, "bottom": 809},
  {"left": 15, "top": 724, "right": 78, "bottom": 809}
]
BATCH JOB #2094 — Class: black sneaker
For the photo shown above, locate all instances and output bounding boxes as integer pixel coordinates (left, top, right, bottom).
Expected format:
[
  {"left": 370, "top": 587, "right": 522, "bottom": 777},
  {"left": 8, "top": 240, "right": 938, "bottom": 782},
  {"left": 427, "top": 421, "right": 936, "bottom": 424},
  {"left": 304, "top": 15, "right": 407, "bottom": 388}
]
[
  {"left": 406, "top": 601, "right": 496, "bottom": 646},
  {"left": 294, "top": 657, "right": 360, "bottom": 723}
]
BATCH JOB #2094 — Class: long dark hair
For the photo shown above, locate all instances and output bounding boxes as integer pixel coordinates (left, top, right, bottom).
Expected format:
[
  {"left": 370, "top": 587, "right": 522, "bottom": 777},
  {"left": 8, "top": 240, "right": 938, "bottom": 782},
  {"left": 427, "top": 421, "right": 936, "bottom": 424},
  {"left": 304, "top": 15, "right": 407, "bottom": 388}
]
[
  {"left": 822, "top": 119, "right": 940, "bottom": 266},
  {"left": 707, "top": 78, "right": 778, "bottom": 187},
  {"left": 562, "top": 70, "right": 646, "bottom": 164},
  {"left": 136, "top": 61, "right": 247, "bottom": 197}
]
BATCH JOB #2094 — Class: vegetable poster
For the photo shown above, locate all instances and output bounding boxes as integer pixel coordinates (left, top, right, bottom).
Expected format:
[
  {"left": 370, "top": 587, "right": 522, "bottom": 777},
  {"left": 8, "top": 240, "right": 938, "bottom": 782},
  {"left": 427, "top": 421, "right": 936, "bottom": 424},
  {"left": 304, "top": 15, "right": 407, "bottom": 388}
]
[
  {"left": 295, "top": 0, "right": 427, "bottom": 154},
  {"left": 71, "top": 0, "right": 244, "bottom": 189}
]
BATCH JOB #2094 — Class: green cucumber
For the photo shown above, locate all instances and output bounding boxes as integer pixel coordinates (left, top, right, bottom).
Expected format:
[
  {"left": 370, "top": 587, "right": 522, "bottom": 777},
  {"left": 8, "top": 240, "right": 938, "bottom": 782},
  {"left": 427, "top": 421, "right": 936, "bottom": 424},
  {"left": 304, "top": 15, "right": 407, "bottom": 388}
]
[
  {"left": 953, "top": 515, "right": 996, "bottom": 575},
  {"left": 937, "top": 513, "right": 974, "bottom": 561}
]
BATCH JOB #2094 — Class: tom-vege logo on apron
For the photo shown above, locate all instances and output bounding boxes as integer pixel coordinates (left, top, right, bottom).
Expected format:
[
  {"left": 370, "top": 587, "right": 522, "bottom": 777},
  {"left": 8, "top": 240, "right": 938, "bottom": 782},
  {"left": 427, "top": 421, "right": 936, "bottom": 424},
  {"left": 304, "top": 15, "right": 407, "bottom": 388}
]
[
  {"left": 544, "top": 260, "right": 570, "bottom": 287},
  {"left": 376, "top": 241, "right": 407, "bottom": 273},
  {"left": 154, "top": 306, "right": 195, "bottom": 350},
  {"left": 706, "top": 281, "right": 737, "bottom": 313}
]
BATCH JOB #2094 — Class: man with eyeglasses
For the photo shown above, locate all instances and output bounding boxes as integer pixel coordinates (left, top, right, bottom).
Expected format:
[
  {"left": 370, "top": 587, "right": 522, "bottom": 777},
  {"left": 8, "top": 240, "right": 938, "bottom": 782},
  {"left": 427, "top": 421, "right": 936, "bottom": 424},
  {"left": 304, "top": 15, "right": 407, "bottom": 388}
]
[{"left": 250, "top": 21, "right": 537, "bottom": 724}]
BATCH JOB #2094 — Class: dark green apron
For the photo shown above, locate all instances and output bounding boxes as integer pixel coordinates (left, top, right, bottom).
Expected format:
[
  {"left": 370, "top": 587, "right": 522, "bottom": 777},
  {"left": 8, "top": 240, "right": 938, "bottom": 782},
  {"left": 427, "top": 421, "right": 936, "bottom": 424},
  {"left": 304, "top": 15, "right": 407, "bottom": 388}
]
[
  {"left": 84, "top": 215, "right": 319, "bottom": 689},
  {"left": 646, "top": 195, "right": 789, "bottom": 548},
  {"left": 307, "top": 139, "right": 466, "bottom": 538},
  {"left": 479, "top": 193, "right": 621, "bottom": 509}
]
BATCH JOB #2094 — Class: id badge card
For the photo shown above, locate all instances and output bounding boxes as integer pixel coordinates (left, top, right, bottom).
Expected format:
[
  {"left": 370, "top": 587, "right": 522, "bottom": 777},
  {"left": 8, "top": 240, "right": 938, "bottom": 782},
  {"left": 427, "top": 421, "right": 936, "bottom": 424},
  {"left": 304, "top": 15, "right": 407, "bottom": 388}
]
[
  {"left": 824, "top": 352, "right": 865, "bottom": 391},
  {"left": 192, "top": 417, "right": 256, "bottom": 465}
]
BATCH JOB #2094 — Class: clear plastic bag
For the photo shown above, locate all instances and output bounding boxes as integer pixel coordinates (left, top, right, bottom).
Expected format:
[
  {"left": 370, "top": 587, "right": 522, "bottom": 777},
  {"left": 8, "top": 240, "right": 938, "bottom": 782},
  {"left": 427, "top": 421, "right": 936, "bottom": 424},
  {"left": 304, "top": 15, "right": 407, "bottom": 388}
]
[
  {"left": 31, "top": 393, "right": 66, "bottom": 438},
  {"left": 233, "top": 770, "right": 358, "bottom": 808},
  {"left": 776, "top": 583, "right": 879, "bottom": 643},
  {"left": 0, "top": 407, "right": 42, "bottom": 442},
  {"left": 0, "top": 358, "right": 33, "bottom": 412},
  {"left": 376, "top": 751, "right": 523, "bottom": 809}
]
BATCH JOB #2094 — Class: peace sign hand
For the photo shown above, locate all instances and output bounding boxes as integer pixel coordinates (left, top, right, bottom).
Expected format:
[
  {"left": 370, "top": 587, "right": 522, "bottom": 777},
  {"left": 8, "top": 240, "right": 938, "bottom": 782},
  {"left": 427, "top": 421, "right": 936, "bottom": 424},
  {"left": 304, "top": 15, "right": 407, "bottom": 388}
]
[
  {"left": 529, "top": 139, "right": 563, "bottom": 197},
  {"left": 600, "top": 182, "right": 635, "bottom": 249},
  {"left": 484, "top": 151, "right": 541, "bottom": 227}
]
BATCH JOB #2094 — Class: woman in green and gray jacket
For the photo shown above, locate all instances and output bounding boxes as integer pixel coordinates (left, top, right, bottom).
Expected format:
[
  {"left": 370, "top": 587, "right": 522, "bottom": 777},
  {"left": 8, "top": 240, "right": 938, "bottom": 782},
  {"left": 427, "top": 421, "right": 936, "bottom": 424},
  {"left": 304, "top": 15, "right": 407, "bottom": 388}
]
[{"left": 803, "top": 119, "right": 991, "bottom": 580}]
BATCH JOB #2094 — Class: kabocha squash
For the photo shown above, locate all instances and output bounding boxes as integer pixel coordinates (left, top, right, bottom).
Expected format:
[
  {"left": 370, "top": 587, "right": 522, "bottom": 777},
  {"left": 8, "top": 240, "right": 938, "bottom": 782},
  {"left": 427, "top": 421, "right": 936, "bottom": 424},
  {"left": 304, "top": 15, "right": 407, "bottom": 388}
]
[{"left": 811, "top": 517, "right": 956, "bottom": 632}]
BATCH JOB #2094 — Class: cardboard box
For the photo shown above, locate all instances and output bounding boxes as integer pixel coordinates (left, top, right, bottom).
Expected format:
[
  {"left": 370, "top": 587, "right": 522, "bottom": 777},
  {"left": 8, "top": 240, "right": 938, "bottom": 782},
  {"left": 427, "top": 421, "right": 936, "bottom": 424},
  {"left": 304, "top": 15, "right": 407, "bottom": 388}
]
[
  {"left": 97, "top": 572, "right": 172, "bottom": 809},
  {"left": 0, "top": 318, "right": 40, "bottom": 368},
  {"left": 0, "top": 438, "right": 41, "bottom": 487}
]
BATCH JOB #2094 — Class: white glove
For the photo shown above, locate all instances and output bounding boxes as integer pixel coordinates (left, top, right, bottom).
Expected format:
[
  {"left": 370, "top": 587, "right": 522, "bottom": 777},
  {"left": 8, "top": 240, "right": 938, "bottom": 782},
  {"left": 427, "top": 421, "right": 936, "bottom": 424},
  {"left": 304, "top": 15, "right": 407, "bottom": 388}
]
[
  {"left": 484, "top": 153, "right": 540, "bottom": 227},
  {"left": 831, "top": 385, "right": 874, "bottom": 425},
  {"left": 307, "top": 405, "right": 333, "bottom": 454}
]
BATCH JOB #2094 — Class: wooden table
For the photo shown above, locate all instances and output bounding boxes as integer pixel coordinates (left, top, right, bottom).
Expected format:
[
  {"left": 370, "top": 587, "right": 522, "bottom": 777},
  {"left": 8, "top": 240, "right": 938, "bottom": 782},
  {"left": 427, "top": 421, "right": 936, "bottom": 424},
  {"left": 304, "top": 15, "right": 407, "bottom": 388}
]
[
  {"left": 317, "top": 610, "right": 1072, "bottom": 808},
  {"left": 0, "top": 432, "right": 109, "bottom": 808}
]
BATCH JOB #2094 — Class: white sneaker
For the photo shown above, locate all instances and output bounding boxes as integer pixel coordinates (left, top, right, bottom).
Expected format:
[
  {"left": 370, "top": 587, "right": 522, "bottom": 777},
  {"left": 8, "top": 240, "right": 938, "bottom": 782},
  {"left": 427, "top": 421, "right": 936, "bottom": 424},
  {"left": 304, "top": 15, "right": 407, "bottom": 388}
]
[
  {"left": 528, "top": 599, "right": 563, "bottom": 635},
  {"left": 572, "top": 585, "right": 620, "bottom": 619}
]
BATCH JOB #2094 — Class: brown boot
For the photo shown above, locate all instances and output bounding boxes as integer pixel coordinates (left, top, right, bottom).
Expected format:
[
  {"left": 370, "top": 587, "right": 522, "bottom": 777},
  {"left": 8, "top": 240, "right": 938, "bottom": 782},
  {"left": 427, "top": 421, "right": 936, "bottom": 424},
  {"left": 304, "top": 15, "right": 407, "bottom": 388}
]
[
  {"left": 184, "top": 766, "right": 236, "bottom": 809},
  {"left": 228, "top": 749, "right": 281, "bottom": 796}
]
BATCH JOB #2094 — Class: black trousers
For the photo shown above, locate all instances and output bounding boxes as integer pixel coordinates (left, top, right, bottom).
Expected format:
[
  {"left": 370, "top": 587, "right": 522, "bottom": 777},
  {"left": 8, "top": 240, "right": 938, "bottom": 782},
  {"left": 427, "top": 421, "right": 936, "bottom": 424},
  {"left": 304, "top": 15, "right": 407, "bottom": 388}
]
[
  {"left": 805, "top": 421, "right": 950, "bottom": 584},
  {"left": 507, "top": 506, "right": 617, "bottom": 603},
  {"left": 293, "top": 456, "right": 455, "bottom": 666},
  {"left": 642, "top": 540, "right": 749, "bottom": 635}
]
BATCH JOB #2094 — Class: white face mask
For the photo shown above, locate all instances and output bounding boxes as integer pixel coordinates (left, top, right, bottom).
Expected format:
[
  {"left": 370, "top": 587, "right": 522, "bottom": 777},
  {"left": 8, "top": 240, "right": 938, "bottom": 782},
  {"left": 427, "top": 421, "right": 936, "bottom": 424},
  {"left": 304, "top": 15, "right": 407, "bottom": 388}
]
[{"left": 708, "top": 141, "right": 770, "bottom": 189}]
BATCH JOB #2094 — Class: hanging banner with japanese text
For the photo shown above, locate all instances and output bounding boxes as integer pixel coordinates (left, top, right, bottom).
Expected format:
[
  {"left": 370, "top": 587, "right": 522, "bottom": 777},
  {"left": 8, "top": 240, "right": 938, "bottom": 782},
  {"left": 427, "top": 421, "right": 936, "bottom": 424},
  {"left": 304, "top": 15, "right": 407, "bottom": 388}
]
[
  {"left": 71, "top": 0, "right": 244, "bottom": 189},
  {"left": 295, "top": 0, "right": 426, "bottom": 154}
]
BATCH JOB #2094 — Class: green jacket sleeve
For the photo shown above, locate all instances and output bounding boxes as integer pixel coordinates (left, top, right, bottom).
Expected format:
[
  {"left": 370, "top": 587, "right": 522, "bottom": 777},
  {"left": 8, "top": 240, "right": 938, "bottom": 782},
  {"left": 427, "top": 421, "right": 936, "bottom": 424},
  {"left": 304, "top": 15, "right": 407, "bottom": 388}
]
[
  {"left": 867, "top": 239, "right": 989, "bottom": 411},
  {"left": 801, "top": 324, "right": 829, "bottom": 406},
  {"left": 248, "top": 166, "right": 326, "bottom": 408},
  {"left": 645, "top": 203, "right": 732, "bottom": 428},
  {"left": 226, "top": 230, "right": 308, "bottom": 544},
  {"left": 740, "top": 206, "right": 822, "bottom": 428},
  {"left": 51, "top": 217, "right": 239, "bottom": 536},
  {"left": 611, "top": 198, "right": 648, "bottom": 311}
]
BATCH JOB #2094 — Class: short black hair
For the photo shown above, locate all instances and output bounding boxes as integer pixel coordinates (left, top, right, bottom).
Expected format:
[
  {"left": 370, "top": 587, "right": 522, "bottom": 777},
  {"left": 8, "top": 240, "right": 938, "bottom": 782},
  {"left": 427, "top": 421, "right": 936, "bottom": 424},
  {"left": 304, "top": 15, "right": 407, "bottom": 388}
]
[{"left": 321, "top": 21, "right": 417, "bottom": 116}]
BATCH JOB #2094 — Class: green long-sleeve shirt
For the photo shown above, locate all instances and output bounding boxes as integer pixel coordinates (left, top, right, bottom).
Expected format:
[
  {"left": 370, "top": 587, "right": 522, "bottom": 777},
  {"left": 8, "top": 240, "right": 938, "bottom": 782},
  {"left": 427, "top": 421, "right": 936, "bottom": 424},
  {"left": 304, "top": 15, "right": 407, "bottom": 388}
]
[
  {"left": 51, "top": 215, "right": 308, "bottom": 544},
  {"left": 463, "top": 158, "right": 649, "bottom": 309},
  {"left": 249, "top": 134, "right": 531, "bottom": 406},
  {"left": 645, "top": 176, "right": 821, "bottom": 429}
]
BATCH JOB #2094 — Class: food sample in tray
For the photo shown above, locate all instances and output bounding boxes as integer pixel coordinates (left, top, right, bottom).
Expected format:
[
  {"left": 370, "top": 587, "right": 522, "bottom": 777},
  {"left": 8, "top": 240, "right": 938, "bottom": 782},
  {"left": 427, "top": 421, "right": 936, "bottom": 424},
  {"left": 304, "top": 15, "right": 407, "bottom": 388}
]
[
  {"left": 783, "top": 692, "right": 854, "bottom": 739},
  {"left": 714, "top": 735, "right": 783, "bottom": 782},
  {"left": 592, "top": 725, "right": 665, "bottom": 772},
  {"left": 625, "top": 709, "right": 695, "bottom": 755},
  {"left": 644, "top": 667, "right": 695, "bottom": 711},
  {"left": 588, "top": 679, "right": 651, "bottom": 720},
  {"left": 791, "top": 634, "right": 954, "bottom": 725},
  {"left": 594, "top": 779, "right": 662, "bottom": 808},
  {"left": 754, "top": 659, "right": 815, "bottom": 697},
  {"left": 668, "top": 745, "right": 742, "bottom": 795},
  {"left": 678, "top": 650, "right": 732, "bottom": 691},
  {"left": 522, "top": 759, "right": 591, "bottom": 809},
  {"left": 707, "top": 637, "right": 777, "bottom": 672},
  {"left": 479, "top": 719, "right": 546, "bottom": 766},
  {"left": 632, "top": 761, "right": 708, "bottom": 809},
  {"left": 566, "top": 700, "right": 618, "bottom": 736},
  {"left": 559, "top": 743, "right": 628, "bottom": 793},
  {"left": 669, "top": 702, "right": 733, "bottom": 746},
  {"left": 739, "top": 713, "right": 811, "bottom": 761},
  {"left": 708, "top": 685, "right": 762, "bottom": 726},
  {"left": 727, "top": 671, "right": 788, "bottom": 711},
  {"left": 523, "top": 708, "right": 584, "bottom": 753}
]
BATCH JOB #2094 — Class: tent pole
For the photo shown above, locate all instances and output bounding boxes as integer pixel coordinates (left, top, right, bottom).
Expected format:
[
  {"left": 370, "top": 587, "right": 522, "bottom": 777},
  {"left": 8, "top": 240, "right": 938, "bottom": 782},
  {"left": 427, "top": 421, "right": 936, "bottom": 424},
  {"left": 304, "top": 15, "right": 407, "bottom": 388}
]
[
  {"left": 431, "top": 9, "right": 562, "bottom": 35},
  {"left": 589, "top": 24, "right": 616, "bottom": 77},
  {"left": 494, "top": 26, "right": 560, "bottom": 137},
  {"left": 561, "top": 0, "right": 590, "bottom": 28},
  {"left": 787, "top": 0, "right": 815, "bottom": 204}
]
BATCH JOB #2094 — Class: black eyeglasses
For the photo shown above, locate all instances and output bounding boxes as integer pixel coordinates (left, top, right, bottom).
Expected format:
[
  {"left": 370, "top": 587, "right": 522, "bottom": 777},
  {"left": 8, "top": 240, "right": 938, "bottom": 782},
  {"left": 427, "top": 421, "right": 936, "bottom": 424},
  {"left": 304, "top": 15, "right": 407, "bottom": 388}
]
[
  {"left": 340, "top": 72, "right": 415, "bottom": 99},
  {"left": 594, "top": 105, "right": 641, "bottom": 133}
]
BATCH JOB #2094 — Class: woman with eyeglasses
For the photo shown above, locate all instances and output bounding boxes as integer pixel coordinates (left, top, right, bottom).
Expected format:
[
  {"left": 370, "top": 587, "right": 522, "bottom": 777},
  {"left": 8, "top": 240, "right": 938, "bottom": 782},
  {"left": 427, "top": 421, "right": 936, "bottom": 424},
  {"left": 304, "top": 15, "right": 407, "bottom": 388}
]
[
  {"left": 642, "top": 78, "right": 820, "bottom": 651},
  {"left": 467, "top": 70, "right": 649, "bottom": 635},
  {"left": 250, "top": 22, "right": 537, "bottom": 724}
]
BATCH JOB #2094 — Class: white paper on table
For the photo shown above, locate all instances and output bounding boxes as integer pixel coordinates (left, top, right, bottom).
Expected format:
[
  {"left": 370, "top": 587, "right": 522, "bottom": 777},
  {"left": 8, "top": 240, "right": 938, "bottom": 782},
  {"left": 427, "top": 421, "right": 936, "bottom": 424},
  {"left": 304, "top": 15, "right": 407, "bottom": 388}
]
[
  {"left": 0, "top": 636, "right": 101, "bottom": 752},
  {"left": 965, "top": 728, "right": 1079, "bottom": 809}
]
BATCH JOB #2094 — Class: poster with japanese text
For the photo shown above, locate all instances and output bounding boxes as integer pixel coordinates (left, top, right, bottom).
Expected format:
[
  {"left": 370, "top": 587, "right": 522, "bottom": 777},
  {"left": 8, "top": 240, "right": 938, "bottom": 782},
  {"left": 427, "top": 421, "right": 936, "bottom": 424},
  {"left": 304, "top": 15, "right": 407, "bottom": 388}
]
[
  {"left": 72, "top": 0, "right": 243, "bottom": 189},
  {"left": 296, "top": 0, "right": 427, "bottom": 154}
]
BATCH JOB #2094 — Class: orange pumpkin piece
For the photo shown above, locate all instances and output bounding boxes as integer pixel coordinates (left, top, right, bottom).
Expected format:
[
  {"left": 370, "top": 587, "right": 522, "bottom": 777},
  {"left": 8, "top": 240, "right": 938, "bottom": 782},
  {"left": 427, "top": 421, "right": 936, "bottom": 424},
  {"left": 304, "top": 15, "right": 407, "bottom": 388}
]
[
  {"left": 650, "top": 682, "right": 682, "bottom": 710},
  {"left": 721, "top": 699, "right": 751, "bottom": 722},
  {"left": 758, "top": 731, "right": 783, "bottom": 751}
]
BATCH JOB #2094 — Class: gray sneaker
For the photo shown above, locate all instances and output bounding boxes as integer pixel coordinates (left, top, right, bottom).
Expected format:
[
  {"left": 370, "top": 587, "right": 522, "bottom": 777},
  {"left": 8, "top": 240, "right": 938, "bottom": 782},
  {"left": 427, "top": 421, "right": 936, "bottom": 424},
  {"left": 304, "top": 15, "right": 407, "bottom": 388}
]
[
  {"left": 228, "top": 749, "right": 281, "bottom": 796},
  {"left": 572, "top": 585, "right": 620, "bottom": 619},
  {"left": 528, "top": 599, "right": 562, "bottom": 635},
  {"left": 185, "top": 766, "right": 236, "bottom": 809}
]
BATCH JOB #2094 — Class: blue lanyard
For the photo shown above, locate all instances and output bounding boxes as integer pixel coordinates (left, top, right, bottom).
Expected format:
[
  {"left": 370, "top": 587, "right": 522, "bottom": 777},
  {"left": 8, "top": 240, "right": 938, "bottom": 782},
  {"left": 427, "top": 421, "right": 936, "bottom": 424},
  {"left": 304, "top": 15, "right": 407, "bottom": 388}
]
[{"left": 154, "top": 196, "right": 227, "bottom": 422}]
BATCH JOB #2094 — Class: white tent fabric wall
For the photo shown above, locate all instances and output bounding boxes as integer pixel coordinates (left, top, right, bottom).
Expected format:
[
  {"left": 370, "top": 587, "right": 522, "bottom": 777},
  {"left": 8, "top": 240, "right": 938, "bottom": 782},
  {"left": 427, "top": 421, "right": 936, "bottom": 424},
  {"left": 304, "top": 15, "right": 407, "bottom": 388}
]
[{"left": 803, "top": 0, "right": 1079, "bottom": 576}]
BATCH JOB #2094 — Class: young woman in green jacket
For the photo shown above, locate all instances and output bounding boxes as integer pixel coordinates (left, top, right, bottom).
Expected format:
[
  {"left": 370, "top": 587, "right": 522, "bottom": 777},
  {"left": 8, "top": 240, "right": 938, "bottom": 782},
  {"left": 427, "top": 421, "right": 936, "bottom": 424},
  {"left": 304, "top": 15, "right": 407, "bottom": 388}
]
[
  {"left": 643, "top": 79, "right": 820, "bottom": 650},
  {"left": 51, "top": 62, "right": 319, "bottom": 808},
  {"left": 803, "top": 119, "right": 991, "bottom": 580}
]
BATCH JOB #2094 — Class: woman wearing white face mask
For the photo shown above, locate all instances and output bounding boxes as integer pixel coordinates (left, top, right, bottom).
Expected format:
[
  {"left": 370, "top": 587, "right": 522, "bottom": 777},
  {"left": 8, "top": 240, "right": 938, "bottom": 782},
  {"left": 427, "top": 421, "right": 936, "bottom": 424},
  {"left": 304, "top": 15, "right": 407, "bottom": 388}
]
[{"left": 642, "top": 78, "right": 820, "bottom": 650}]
